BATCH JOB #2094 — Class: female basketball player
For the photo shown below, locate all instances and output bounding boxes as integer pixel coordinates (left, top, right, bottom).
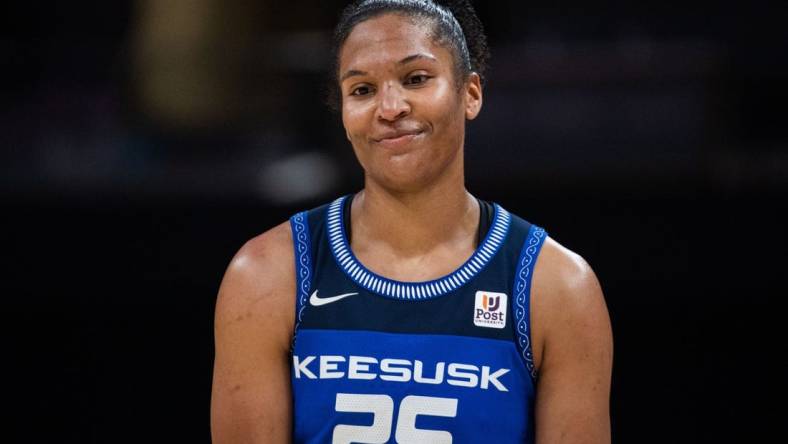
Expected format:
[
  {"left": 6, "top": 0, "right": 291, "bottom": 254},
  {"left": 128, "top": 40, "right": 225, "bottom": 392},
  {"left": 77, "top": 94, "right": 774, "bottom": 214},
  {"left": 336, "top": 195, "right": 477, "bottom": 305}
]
[{"left": 211, "top": 1, "right": 613, "bottom": 443}]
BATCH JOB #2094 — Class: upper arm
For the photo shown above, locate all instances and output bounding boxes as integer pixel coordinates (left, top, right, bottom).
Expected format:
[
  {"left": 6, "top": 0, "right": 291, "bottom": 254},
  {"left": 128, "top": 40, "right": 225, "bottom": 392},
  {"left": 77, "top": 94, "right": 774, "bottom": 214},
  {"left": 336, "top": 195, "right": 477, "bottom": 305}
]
[
  {"left": 210, "top": 222, "right": 296, "bottom": 444},
  {"left": 531, "top": 238, "right": 613, "bottom": 444}
]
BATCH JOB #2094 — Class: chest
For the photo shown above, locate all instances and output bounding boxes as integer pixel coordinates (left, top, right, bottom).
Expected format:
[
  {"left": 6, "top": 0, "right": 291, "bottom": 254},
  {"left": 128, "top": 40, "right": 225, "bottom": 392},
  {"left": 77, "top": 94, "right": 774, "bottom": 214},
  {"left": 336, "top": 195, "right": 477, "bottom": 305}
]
[
  {"left": 351, "top": 246, "right": 476, "bottom": 283},
  {"left": 293, "top": 242, "right": 532, "bottom": 443},
  {"left": 287, "top": 198, "right": 543, "bottom": 443}
]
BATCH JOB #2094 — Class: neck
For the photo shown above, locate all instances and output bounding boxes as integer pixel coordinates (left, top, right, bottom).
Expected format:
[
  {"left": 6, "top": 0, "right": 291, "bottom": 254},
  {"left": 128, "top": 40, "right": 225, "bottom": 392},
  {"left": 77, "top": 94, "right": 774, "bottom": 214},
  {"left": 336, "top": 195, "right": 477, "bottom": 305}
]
[{"left": 352, "top": 171, "right": 478, "bottom": 256}]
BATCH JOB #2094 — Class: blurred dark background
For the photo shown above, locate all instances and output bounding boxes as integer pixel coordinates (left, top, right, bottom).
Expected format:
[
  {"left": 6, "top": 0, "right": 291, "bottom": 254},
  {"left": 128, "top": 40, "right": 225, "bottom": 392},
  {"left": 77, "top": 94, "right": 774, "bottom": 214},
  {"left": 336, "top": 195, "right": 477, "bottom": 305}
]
[{"left": 5, "top": 0, "right": 785, "bottom": 442}]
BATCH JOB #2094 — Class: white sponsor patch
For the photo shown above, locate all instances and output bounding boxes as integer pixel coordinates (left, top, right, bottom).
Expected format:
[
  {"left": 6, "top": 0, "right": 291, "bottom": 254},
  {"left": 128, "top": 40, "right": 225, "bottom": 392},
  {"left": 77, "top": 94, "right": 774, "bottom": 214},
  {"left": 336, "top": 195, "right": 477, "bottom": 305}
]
[{"left": 473, "top": 291, "right": 507, "bottom": 329}]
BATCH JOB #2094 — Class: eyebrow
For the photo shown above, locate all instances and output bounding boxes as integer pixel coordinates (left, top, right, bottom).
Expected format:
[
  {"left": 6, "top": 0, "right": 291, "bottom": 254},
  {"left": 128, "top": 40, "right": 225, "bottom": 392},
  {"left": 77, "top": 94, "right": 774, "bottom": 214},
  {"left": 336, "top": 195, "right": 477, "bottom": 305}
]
[{"left": 340, "top": 53, "right": 438, "bottom": 82}]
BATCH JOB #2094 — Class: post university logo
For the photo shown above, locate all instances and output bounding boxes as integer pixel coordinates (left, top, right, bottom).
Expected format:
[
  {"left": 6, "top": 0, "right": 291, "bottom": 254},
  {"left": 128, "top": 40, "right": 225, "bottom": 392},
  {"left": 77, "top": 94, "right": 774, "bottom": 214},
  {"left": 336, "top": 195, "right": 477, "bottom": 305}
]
[{"left": 474, "top": 291, "right": 507, "bottom": 329}]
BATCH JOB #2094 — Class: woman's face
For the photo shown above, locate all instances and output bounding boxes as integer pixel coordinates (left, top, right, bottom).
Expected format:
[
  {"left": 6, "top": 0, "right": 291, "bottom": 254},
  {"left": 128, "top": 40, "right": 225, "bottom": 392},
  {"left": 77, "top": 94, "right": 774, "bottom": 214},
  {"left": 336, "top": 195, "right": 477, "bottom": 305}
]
[{"left": 338, "top": 13, "right": 482, "bottom": 193}]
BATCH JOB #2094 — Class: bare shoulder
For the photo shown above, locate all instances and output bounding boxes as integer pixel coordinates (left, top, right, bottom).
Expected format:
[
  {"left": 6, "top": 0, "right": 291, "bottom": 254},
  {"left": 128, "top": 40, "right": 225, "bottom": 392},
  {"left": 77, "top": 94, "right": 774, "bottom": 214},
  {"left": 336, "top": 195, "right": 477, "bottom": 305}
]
[
  {"left": 211, "top": 221, "right": 296, "bottom": 443},
  {"left": 530, "top": 236, "right": 613, "bottom": 442},
  {"left": 531, "top": 236, "right": 611, "bottom": 370},
  {"left": 533, "top": 237, "right": 604, "bottom": 309},
  {"left": 214, "top": 221, "right": 296, "bottom": 343}
]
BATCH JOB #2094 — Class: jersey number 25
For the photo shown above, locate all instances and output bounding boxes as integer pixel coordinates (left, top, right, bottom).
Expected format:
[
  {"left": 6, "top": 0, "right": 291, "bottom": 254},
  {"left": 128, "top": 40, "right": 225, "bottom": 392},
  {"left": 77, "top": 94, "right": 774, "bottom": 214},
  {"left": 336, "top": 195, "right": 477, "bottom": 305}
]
[{"left": 333, "top": 393, "right": 458, "bottom": 444}]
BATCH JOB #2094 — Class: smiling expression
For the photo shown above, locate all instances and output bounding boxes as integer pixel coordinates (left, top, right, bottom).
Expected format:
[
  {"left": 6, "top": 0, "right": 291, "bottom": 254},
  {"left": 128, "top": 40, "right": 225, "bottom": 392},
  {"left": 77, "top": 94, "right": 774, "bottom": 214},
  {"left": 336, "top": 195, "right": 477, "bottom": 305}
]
[{"left": 338, "top": 13, "right": 482, "bottom": 193}]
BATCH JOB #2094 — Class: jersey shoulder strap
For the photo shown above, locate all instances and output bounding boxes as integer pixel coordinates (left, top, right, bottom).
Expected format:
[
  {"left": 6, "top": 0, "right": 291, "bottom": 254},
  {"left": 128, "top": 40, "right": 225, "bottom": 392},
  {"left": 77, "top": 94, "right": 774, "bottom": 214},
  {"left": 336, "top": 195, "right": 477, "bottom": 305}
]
[{"left": 288, "top": 201, "right": 332, "bottom": 345}]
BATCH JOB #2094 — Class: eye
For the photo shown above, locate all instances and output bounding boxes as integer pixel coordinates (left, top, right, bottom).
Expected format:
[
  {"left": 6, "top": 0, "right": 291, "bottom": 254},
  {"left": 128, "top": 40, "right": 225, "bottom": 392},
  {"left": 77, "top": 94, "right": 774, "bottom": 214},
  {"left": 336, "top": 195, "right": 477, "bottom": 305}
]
[
  {"left": 350, "top": 85, "right": 373, "bottom": 96},
  {"left": 405, "top": 74, "right": 431, "bottom": 86}
]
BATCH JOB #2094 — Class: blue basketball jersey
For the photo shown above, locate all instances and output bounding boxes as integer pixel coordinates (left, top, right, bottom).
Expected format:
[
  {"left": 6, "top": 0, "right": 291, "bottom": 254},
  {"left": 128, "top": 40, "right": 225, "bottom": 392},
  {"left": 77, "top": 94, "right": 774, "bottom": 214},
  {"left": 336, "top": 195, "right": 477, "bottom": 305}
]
[{"left": 289, "top": 195, "right": 547, "bottom": 444}]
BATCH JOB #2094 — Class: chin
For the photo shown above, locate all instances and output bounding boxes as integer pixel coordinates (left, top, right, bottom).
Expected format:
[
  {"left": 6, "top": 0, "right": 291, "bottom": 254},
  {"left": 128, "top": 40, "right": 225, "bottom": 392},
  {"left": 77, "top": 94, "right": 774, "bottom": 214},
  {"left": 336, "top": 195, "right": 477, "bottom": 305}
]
[{"left": 368, "top": 168, "right": 439, "bottom": 194}]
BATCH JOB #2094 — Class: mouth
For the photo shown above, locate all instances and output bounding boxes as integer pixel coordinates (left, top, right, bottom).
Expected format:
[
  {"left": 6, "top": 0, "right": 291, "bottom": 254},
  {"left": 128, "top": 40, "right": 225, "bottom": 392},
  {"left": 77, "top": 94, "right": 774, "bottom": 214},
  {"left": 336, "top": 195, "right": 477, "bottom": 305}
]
[{"left": 372, "top": 130, "right": 424, "bottom": 147}]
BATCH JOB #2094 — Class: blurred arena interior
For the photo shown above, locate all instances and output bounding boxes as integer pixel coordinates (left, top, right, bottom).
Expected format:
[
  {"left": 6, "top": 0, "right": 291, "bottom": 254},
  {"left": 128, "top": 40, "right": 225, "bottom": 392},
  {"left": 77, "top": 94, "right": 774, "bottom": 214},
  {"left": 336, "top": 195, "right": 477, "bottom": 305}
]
[{"left": 4, "top": 1, "right": 784, "bottom": 442}]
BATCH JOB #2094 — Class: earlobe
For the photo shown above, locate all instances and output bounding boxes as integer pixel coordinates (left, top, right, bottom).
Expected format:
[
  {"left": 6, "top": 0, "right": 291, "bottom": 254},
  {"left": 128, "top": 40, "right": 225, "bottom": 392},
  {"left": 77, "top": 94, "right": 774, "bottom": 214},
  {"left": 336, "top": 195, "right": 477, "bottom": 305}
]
[{"left": 465, "top": 72, "right": 483, "bottom": 121}]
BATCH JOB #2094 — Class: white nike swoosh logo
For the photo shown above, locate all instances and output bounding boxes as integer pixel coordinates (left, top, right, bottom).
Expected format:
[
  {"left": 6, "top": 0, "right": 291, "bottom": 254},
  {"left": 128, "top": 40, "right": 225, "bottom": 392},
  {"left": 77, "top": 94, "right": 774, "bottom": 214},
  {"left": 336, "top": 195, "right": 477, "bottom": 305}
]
[{"left": 309, "top": 290, "right": 358, "bottom": 307}]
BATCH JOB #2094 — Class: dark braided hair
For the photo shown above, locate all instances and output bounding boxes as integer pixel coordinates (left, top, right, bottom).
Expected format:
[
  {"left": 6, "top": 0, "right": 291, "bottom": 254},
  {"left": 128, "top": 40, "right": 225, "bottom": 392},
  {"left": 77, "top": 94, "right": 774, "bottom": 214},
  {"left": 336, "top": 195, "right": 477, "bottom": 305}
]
[{"left": 327, "top": 0, "right": 490, "bottom": 111}]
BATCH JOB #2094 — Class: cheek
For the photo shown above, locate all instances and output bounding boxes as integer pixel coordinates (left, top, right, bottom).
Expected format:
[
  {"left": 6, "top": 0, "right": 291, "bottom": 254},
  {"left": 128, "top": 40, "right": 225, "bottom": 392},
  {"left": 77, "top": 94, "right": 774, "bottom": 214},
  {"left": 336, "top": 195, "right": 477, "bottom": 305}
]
[
  {"left": 430, "top": 92, "right": 465, "bottom": 139},
  {"left": 342, "top": 104, "right": 371, "bottom": 141},
  {"left": 429, "top": 80, "right": 464, "bottom": 121},
  {"left": 342, "top": 106, "right": 373, "bottom": 167}
]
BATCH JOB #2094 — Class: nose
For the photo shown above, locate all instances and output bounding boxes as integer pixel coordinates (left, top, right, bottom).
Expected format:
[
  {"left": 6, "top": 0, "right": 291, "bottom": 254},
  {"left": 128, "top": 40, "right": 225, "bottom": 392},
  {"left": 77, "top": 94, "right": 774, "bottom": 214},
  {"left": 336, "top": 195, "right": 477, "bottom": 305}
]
[{"left": 376, "top": 82, "right": 410, "bottom": 122}]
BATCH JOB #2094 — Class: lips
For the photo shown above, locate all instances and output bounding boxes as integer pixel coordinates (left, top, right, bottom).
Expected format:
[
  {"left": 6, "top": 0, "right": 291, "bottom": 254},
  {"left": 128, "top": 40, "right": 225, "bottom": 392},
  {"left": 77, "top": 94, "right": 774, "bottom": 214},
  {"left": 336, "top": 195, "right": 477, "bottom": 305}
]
[{"left": 371, "top": 128, "right": 424, "bottom": 144}]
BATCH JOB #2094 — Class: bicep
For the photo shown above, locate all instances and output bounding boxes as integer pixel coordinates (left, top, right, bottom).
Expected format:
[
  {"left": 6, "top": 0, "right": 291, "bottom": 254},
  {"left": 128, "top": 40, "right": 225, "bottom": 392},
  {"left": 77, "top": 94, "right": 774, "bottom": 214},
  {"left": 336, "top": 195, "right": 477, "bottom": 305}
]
[
  {"left": 211, "top": 230, "right": 295, "bottom": 444},
  {"left": 533, "top": 248, "right": 613, "bottom": 444}
]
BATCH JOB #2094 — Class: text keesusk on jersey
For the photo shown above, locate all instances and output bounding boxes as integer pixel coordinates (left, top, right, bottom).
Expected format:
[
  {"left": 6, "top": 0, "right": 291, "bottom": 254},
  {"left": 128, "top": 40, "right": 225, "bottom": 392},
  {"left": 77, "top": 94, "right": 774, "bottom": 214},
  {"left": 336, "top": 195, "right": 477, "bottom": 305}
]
[{"left": 293, "top": 355, "right": 510, "bottom": 392}]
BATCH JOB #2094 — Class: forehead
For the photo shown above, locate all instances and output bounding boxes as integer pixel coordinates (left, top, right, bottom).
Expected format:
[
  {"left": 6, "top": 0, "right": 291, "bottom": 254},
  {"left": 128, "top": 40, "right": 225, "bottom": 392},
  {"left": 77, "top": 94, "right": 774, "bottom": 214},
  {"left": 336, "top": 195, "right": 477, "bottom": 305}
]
[{"left": 339, "top": 13, "right": 446, "bottom": 71}]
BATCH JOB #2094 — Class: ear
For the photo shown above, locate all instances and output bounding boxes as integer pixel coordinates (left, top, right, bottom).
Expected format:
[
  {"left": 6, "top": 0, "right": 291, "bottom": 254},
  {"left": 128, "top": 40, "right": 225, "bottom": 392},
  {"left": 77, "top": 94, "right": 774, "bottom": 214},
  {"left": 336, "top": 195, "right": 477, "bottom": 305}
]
[{"left": 464, "top": 72, "right": 483, "bottom": 120}]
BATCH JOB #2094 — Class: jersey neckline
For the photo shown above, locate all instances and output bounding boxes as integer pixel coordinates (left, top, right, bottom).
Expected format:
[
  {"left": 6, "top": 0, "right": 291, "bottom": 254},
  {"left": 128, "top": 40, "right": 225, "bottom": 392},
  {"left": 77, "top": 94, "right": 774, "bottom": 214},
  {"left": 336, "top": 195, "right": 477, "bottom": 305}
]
[{"left": 327, "top": 195, "right": 511, "bottom": 300}]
